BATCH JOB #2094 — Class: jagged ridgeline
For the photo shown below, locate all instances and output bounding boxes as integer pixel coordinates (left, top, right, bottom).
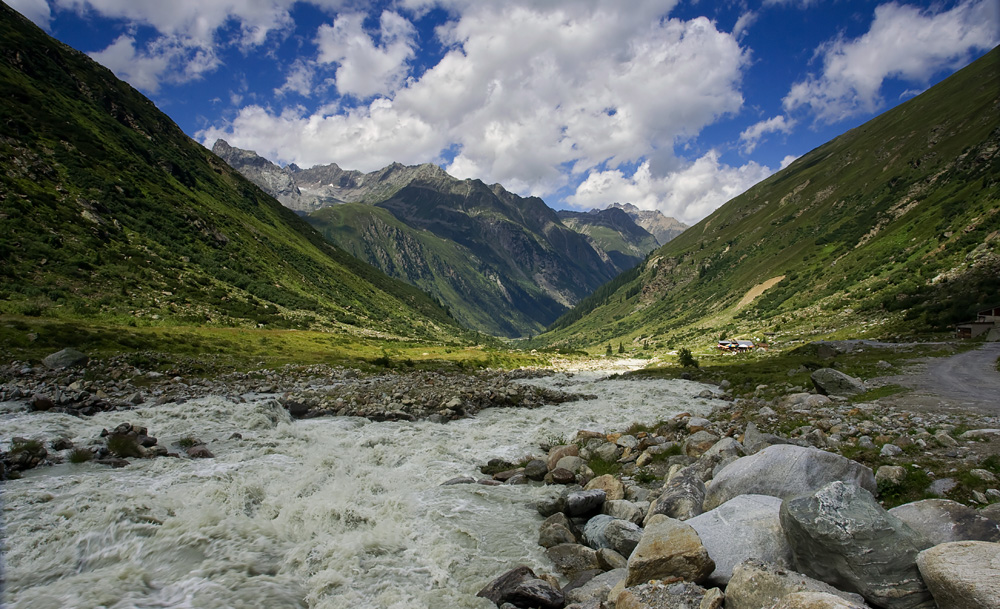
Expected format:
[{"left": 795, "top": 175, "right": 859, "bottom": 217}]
[
  {"left": 545, "top": 46, "right": 1000, "bottom": 349},
  {"left": 0, "top": 3, "right": 464, "bottom": 340}
]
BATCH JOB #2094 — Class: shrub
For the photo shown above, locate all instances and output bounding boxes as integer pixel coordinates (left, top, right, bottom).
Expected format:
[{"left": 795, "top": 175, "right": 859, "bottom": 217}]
[
  {"left": 678, "top": 348, "right": 699, "bottom": 368},
  {"left": 107, "top": 434, "right": 142, "bottom": 458},
  {"left": 68, "top": 448, "right": 93, "bottom": 463}
]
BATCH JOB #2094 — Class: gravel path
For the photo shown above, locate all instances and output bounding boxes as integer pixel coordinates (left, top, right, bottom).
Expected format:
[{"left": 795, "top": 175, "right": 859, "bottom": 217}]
[{"left": 881, "top": 341, "right": 1000, "bottom": 414}]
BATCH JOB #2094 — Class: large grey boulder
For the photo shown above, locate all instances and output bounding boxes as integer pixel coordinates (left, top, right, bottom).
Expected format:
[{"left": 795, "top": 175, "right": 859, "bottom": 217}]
[
  {"left": 687, "top": 494, "right": 792, "bottom": 585},
  {"left": 603, "top": 499, "right": 645, "bottom": 525},
  {"left": 916, "top": 540, "right": 1000, "bottom": 609},
  {"left": 743, "top": 421, "right": 792, "bottom": 454},
  {"left": 615, "top": 580, "right": 712, "bottom": 609},
  {"left": 644, "top": 464, "right": 706, "bottom": 523},
  {"left": 889, "top": 499, "right": 1000, "bottom": 548},
  {"left": 507, "top": 578, "right": 564, "bottom": 609},
  {"left": 477, "top": 565, "right": 536, "bottom": 606},
  {"left": 780, "top": 481, "right": 935, "bottom": 609},
  {"left": 771, "top": 591, "right": 869, "bottom": 608},
  {"left": 564, "top": 568, "right": 626, "bottom": 605},
  {"left": 42, "top": 348, "right": 88, "bottom": 370},
  {"left": 546, "top": 543, "right": 600, "bottom": 578},
  {"left": 625, "top": 514, "right": 714, "bottom": 586},
  {"left": 810, "top": 368, "right": 866, "bottom": 396},
  {"left": 725, "top": 559, "right": 869, "bottom": 609},
  {"left": 539, "top": 512, "right": 577, "bottom": 548},
  {"left": 604, "top": 519, "right": 643, "bottom": 558},
  {"left": 582, "top": 514, "right": 615, "bottom": 550},
  {"left": 565, "top": 489, "right": 606, "bottom": 517},
  {"left": 704, "top": 444, "right": 875, "bottom": 511}
]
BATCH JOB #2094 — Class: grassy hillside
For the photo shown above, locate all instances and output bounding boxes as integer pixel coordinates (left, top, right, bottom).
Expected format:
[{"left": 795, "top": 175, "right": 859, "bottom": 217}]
[
  {"left": 0, "top": 3, "right": 462, "bottom": 344},
  {"left": 542, "top": 47, "right": 1000, "bottom": 353}
]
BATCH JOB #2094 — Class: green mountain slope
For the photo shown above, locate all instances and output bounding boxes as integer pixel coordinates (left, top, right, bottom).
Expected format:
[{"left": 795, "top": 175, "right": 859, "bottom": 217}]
[
  {"left": 557, "top": 207, "right": 661, "bottom": 269},
  {"left": 0, "top": 3, "right": 461, "bottom": 341},
  {"left": 216, "top": 141, "right": 644, "bottom": 337},
  {"left": 544, "top": 47, "right": 1000, "bottom": 350}
]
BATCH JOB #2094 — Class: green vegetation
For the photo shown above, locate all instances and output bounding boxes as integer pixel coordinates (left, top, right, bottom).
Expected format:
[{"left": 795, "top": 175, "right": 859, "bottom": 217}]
[
  {"left": 68, "top": 448, "right": 93, "bottom": 463},
  {"left": 677, "top": 348, "right": 699, "bottom": 368},
  {"left": 540, "top": 48, "right": 1000, "bottom": 351},
  {"left": 106, "top": 435, "right": 142, "bottom": 458},
  {"left": 587, "top": 455, "right": 622, "bottom": 477}
]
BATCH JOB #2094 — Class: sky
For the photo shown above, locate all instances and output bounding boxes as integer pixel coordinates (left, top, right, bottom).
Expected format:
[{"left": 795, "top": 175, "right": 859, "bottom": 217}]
[{"left": 10, "top": 0, "right": 999, "bottom": 224}]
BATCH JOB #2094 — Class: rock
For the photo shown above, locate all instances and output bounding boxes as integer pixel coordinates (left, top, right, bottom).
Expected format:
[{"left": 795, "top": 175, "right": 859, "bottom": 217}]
[
  {"left": 725, "top": 559, "right": 869, "bottom": 609},
  {"left": 524, "top": 459, "right": 548, "bottom": 480},
  {"left": 770, "top": 591, "right": 869, "bottom": 608},
  {"left": 477, "top": 566, "right": 536, "bottom": 606},
  {"left": 888, "top": 499, "right": 1000, "bottom": 547},
  {"left": 780, "top": 481, "right": 934, "bottom": 609},
  {"left": 703, "top": 436, "right": 743, "bottom": 460},
  {"left": 928, "top": 478, "right": 957, "bottom": 496},
  {"left": 565, "top": 489, "right": 606, "bottom": 517},
  {"left": 508, "top": 578, "right": 564, "bottom": 609},
  {"left": 187, "top": 445, "right": 214, "bottom": 459},
  {"left": 441, "top": 476, "right": 477, "bottom": 486},
  {"left": 604, "top": 519, "right": 643, "bottom": 558},
  {"left": 686, "top": 417, "right": 711, "bottom": 432},
  {"left": 617, "top": 435, "right": 639, "bottom": 450},
  {"left": 556, "top": 455, "right": 587, "bottom": 474},
  {"left": 30, "top": 394, "right": 55, "bottom": 411},
  {"left": 960, "top": 429, "right": 1000, "bottom": 440},
  {"left": 916, "top": 541, "right": 1000, "bottom": 609},
  {"left": 539, "top": 513, "right": 577, "bottom": 548},
  {"left": 645, "top": 465, "right": 705, "bottom": 522},
  {"left": 875, "top": 465, "right": 907, "bottom": 489},
  {"left": 810, "top": 368, "right": 866, "bottom": 396},
  {"left": 616, "top": 580, "right": 711, "bottom": 609},
  {"left": 933, "top": 431, "right": 958, "bottom": 448},
  {"left": 42, "top": 348, "right": 88, "bottom": 370},
  {"left": 687, "top": 494, "right": 792, "bottom": 586},
  {"left": 684, "top": 430, "right": 721, "bottom": 458},
  {"left": 625, "top": 515, "right": 714, "bottom": 586},
  {"left": 545, "top": 543, "right": 600, "bottom": 578},
  {"left": 597, "top": 548, "right": 628, "bottom": 571},
  {"left": 547, "top": 444, "right": 580, "bottom": 471},
  {"left": 585, "top": 474, "right": 625, "bottom": 501},
  {"left": 981, "top": 503, "right": 1000, "bottom": 522},
  {"left": 548, "top": 468, "right": 576, "bottom": 485},
  {"left": 603, "top": 499, "right": 645, "bottom": 525},
  {"left": 743, "top": 421, "right": 790, "bottom": 454},
  {"left": 970, "top": 469, "right": 998, "bottom": 484},
  {"left": 583, "top": 514, "right": 616, "bottom": 550},
  {"left": 704, "top": 444, "right": 876, "bottom": 511},
  {"left": 564, "top": 568, "right": 626, "bottom": 605},
  {"left": 593, "top": 442, "right": 621, "bottom": 462},
  {"left": 880, "top": 444, "right": 903, "bottom": 457}
]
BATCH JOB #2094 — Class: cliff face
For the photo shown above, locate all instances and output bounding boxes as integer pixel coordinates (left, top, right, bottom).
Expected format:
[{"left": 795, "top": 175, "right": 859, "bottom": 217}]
[{"left": 610, "top": 202, "right": 689, "bottom": 245}]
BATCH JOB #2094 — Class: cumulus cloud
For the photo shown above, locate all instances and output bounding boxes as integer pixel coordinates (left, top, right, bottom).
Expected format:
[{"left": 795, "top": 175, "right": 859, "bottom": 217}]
[
  {"left": 567, "top": 151, "right": 774, "bottom": 224},
  {"left": 275, "top": 60, "right": 316, "bottom": 98},
  {"left": 739, "top": 115, "right": 796, "bottom": 153},
  {"left": 315, "top": 10, "right": 417, "bottom": 98},
  {"left": 87, "top": 34, "right": 219, "bottom": 93},
  {"left": 783, "top": 0, "right": 1000, "bottom": 122},
  {"left": 8, "top": 0, "right": 52, "bottom": 28}
]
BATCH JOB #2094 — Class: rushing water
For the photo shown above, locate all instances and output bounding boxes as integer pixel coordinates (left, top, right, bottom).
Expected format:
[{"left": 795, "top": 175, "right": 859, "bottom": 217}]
[{"left": 2, "top": 369, "right": 714, "bottom": 609}]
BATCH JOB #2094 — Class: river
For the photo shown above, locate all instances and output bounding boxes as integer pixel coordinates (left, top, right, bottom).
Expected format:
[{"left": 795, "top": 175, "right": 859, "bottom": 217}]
[{"left": 2, "top": 367, "right": 714, "bottom": 608}]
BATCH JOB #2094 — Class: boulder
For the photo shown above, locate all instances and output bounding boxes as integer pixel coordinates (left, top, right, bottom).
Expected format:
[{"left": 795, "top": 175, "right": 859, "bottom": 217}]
[
  {"left": 644, "top": 465, "right": 706, "bottom": 523},
  {"left": 585, "top": 474, "right": 625, "bottom": 501},
  {"left": 743, "top": 421, "right": 791, "bottom": 454},
  {"left": 565, "top": 489, "right": 606, "bottom": 517},
  {"left": 889, "top": 499, "right": 1000, "bottom": 548},
  {"left": 508, "top": 578, "right": 564, "bottom": 609},
  {"left": 597, "top": 548, "right": 628, "bottom": 571},
  {"left": 564, "top": 568, "right": 626, "bottom": 605},
  {"left": 603, "top": 499, "right": 645, "bottom": 525},
  {"left": 810, "top": 368, "right": 865, "bottom": 396},
  {"left": 780, "top": 481, "right": 935, "bottom": 609},
  {"left": 725, "top": 559, "right": 869, "bottom": 609},
  {"left": 546, "top": 543, "right": 600, "bottom": 578},
  {"left": 477, "top": 565, "right": 535, "bottom": 606},
  {"left": 604, "top": 519, "right": 643, "bottom": 558},
  {"left": 539, "top": 513, "right": 577, "bottom": 548},
  {"left": 582, "top": 514, "right": 616, "bottom": 550},
  {"left": 684, "top": 430, "right": 721, "bottom": 458},
  {"left": 524, "top": 459, "right": 548, "bottom": 480},
  {"left": 548, "top": 467, "right": 576, "bottom": 485},
  {"left": 625, "top": 515, "right": 714, "bottom": 586},
  {"left": 771, "top": 591, "right": 869, "bottom": 609},
  {"left": 556, "top": 455, "right": 587, "bottom": 475},
  {"left": 704, "top": 444, "right": 875, "bottom": 511},
  {"left": 687, "top": 494, "right": 792, "bottom": 585},
  {"left": 42, "top": 348, "right": 88, "bottom": 370},
  {"left": 547, "top": 444, "right": 579, "bottom": 471},
  {"left": 703, "top": 436, "right": 744, "bottom": 460},
  {"left": 916, "top": 540, "right": 1000, "bottom": 609},
  {"left": 875, "top": 465, "right": 907, "bottom": 489},
  {"left": 616, "top": 580, "right": 711, "bottom": 609},
  {"left": 187, "top": 445, "right": 214, "bottom": 459}
]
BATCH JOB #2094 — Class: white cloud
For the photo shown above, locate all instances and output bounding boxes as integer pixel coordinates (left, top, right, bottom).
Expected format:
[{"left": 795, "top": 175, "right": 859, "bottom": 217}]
[
  {"left": 783, "top": 0, "right": 1000, "bottom": 122},
  {"left": 88, "top": 35, "right": 179, "bottom": 93},
  {"left": 275, "top": 60, "right": 316, "bottom": 98},
  {"left": 567, "top": 151, "right": 774, "bottom": 224},
  {"left": 739, "top": 115, "right": 796, "bottom": 153},
  {"left": 779, "top": 154, "right": 798, "bottom": 170},
  {"left": 8, "top": 0, "right": 52, "bottom": 28},
  {"left": 315, "top": 10, "right": 417, "bottom": 98}
]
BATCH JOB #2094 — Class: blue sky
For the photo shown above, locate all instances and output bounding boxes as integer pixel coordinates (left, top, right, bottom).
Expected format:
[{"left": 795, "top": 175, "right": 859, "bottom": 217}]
[{"left": 10, "top": 0, "right": 998, "bottom": 224}]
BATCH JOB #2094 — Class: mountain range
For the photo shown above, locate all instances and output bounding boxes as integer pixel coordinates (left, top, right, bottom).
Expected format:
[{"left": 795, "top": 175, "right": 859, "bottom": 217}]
[
  {"left": 0, "top": 2, "right": 461, "bottom": 342},
  {"left": 544, "top": 46, "right": 1000, "bottom": 351},
  {"left": 214, "top": 141, "right": 682, "bottom": 337}
]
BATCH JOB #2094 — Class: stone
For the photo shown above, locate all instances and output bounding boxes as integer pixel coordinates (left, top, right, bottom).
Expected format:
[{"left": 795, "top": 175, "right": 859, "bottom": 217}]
[
  {"left": 704, "top": 444, "right": 876, "bottom": 511},
  {"left": 880, "top": 444, "right": 903, "bottom": 457},
  {"left": 604, "top": 518, "right": 643, "bottom": 558},
  {"left": 970, "top": 469, "right": 998, "bottom": 484},
  {"left": 597, "top": 548, "right": 628, "bottom": 570},
  {"left": 30, "top": 394, "right": 55, "bottom": 411},
  {"left": 187, "top": 445, "right": 214, "bottom": 459},
  {"left": 545, "top": 543, "right": 600, "bottom": 578},
  {"left": 603, "top": 499, "right": 645, "bottom": 525},
  {"left": 928, "top": 478, "right": 957, "bottom": 496},
  {"left": 725, "top": 559, "right": 868, "bottom": 609},
  {"left": 442, "top": 476, "right": 477, "bottom": 486},
  {"left": 888, "top": 499, "right": 1000, "bottom": 548},
  {"left": 616, "top": 580, "right": 710, "bottom": 609},
  {"left": 645, "top": 465, "right": 705, "bottom": 523},
  {"left": 981, "top": 503, "right": 1000, "bottom": 522},
  {"left": 524, "top": 459, "right": 548, "bottom": 480},
  {"left": 508, "top": 578, "right": 564, "bottom": 609},
  {"left": 960, "top": 429, "right": 1000, "bottom": 440},
  {"left": 548, "top": 467, "right": 576, "bottom": 485},
  {"left": 593, "top": 442, "right": 621, "bottom": 462},
  {"left": 547, "top": 444, "right": 580, "bottom": 471},
  {"left": 477, "top": 566, "right": 536, "bottom": 606},
  {"left": 585, "top": 474, "right": 625, "bottom": 501},
  {"left": 875, "top": 465, "right": 907, "bottom": 489},
  {"left": 770, "top": 591, "right": 869, "bottom": 608},
  {"left": 564, "top": 568, "right": 626, "bottom": 605},
  {"left": 933, "top": 431, "right": 958, "bottom": 448},
  {"left": 703, "top": 437, "right": 743, "bottom": 460},
  {"left": 916, "top": 541, "right": 1000, "bottom": 609},
  {"left": 565, "top": 489, "right": 606, "bottom": 517},
  {"left": 810, "top": 368, "right": 866, "bottom": 396},
  {"left": 687, "top": 494, "right": 792, "bottom": 586},
  {"left": 625, "top": 515, "right": 714, "bottom": 586},
  {"left": 556, "top": 455, "right": 586, "bottom": 474},
  {"left": 684, "top": 431, "right": 721, "bottom": 458},
  {"left": 687, "top": 417, "right": 711, "bottom": 432},
  {"left": 539, "top": 513, "right": 577, "bottom": 548},
  {"left": 583, "top": 514, "right": 616, "bottom": 550},
  {"left": 780, "top": 481, "right": 934, "bottom": 609},
  {"left": 617, "top": 435, "right": 639, "bottom": 450},
  {"left": 743, "top": 421, "right": 790, "bottom": 454},
  {"left": 42, "top": 348, "right": 88, "bottom": 370}
]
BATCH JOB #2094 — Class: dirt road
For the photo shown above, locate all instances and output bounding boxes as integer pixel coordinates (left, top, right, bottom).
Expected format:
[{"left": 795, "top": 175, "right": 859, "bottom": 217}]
[{"left": 882, "top": 341, "right": 1000, "bottom": 414}]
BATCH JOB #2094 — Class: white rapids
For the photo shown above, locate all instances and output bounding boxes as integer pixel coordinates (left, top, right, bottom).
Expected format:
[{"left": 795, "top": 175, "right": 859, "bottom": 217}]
[{"left": 1, "top": 369, "right": 715, "bottom": 609}]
